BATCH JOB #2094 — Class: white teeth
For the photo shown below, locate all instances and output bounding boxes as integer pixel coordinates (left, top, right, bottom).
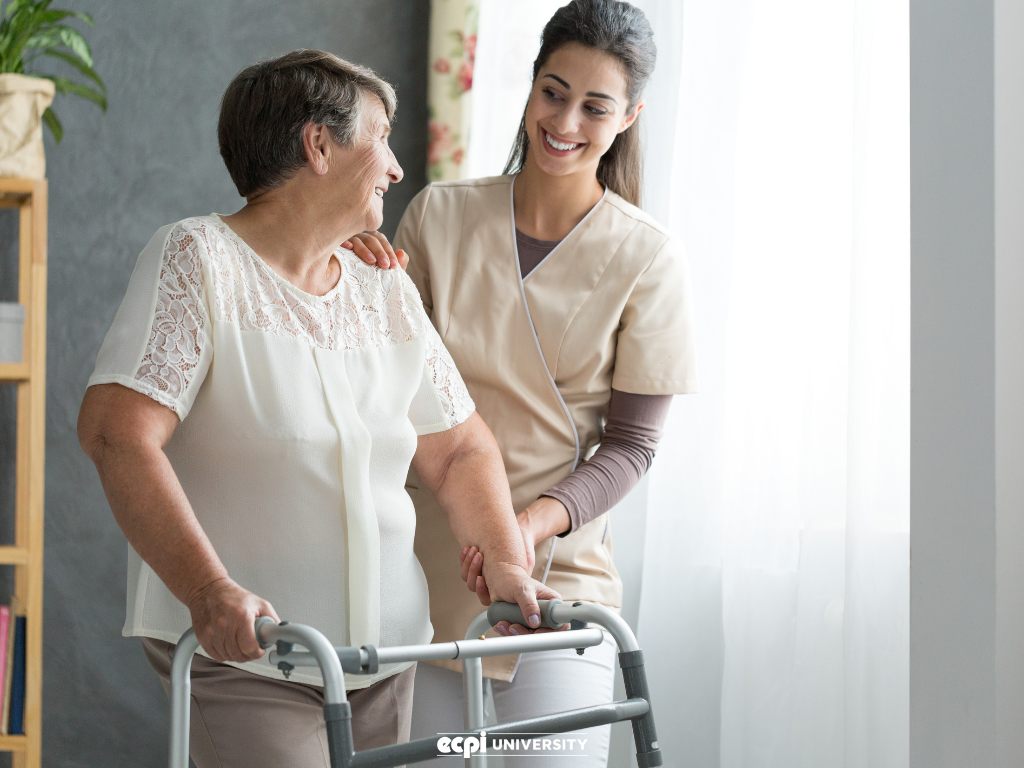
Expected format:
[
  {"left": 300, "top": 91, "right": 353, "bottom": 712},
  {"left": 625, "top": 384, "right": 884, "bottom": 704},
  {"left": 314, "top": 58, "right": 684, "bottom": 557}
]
[
  {"left": 544, "top": 132, "right": 580, "bottom": 152},
  {"left": 374, "top": 188, "right": 384, "bottom": 197}
]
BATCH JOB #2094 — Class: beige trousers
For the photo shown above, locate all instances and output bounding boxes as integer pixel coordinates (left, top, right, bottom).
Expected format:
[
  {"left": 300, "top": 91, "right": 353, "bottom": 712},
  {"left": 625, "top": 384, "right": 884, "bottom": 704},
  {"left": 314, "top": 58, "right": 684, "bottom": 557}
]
[{"left": 143, "top": 638, "right": 415, "bottom": 768}]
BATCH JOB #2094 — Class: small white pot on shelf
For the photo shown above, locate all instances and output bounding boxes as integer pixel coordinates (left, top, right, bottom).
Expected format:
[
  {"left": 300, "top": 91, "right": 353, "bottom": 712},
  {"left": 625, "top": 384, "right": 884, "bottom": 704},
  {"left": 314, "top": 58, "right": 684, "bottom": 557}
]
[
  {"left": 0, "top": 302, "right": 26, "bottom": 363},
  {"left": 0, "top": 74, "right": 54, "bottom": 180}
]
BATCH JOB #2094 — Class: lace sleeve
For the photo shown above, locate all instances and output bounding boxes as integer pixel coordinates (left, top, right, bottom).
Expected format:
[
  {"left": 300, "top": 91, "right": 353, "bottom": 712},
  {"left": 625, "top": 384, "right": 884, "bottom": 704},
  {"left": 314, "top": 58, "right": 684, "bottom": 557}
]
[
  {"left": 400, "top": 271, "right": 475, "bottom": 432},
  {"left": 131, "top": 224, "right": 211, "bottom": 418},
  {"left": 423, "top": 328, "right": 476, "bottom": 428}
]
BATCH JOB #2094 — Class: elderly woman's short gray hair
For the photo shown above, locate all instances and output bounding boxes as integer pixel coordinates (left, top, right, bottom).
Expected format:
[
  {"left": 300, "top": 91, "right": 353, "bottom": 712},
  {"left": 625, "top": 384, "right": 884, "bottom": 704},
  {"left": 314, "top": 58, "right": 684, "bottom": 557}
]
[{"left": 218, "top": 49, "right": 397, "bottom": 197}]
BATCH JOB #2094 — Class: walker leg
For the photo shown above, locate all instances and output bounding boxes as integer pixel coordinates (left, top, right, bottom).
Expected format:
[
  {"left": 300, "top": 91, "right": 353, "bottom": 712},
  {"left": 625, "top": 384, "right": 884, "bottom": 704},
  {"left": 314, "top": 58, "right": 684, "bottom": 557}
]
[
  {"left": 169, "top": 630, "right": 202, "bottom": 768},
  {"left": 465, "top": 657, "right": 488, "bottom": 768},
  {"left": 618, "top": 650, "right": 662, "bottom": 767},
  {"left": 324, "top": 701, "right": 355, "bottom": 768}
]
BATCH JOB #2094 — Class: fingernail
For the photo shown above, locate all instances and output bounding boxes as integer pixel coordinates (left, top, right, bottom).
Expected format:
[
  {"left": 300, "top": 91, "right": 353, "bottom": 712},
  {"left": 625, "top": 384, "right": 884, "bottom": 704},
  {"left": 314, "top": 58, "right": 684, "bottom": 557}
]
[
  {"left": 528, "top": 614, "right": 540, "bottom": 628},
  {"left": 462, "top": 546, "right": 468, "bottom": 556},
  {"left": 474, "top": 552, "right": 482, "bottom": 564},
  {"left": 509, "top": 626, "right": 520, "bottom": 635}
]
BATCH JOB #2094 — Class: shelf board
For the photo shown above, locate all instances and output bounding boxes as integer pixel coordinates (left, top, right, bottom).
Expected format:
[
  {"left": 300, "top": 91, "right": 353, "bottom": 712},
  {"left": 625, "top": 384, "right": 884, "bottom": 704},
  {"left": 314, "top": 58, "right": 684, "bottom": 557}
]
[
  {"left": 0, "top": 734, "right": 26, "bottom": 751},
  {"left": 0, "top": 547, "right": 29, "bottom": 565},
  {"left": 0, "top": 362, "right": 29, "bottom": 381},
  {"left": 0, "top": 178, "right": 41, "bottom": 209}
]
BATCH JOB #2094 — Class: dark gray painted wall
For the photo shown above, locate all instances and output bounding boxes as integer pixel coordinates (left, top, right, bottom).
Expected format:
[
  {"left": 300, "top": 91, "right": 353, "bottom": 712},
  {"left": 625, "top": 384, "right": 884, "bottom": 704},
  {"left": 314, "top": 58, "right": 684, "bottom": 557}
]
[{"left": 0, "top": 1, "right": 429, "bottom": 765}]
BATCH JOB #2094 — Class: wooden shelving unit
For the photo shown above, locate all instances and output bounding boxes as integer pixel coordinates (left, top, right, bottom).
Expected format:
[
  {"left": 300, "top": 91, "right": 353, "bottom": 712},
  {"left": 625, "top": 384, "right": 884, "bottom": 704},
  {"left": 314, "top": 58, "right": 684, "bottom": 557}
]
[{"left": 0, "top": 177, "right": 46, "bottom": 767}]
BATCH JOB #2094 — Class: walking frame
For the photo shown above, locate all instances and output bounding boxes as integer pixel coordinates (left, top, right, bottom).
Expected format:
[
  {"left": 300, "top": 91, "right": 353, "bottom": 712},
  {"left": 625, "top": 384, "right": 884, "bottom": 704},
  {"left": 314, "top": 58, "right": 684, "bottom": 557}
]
[{"left": 168, "top": 599, "right": 663, "bottom": 768}]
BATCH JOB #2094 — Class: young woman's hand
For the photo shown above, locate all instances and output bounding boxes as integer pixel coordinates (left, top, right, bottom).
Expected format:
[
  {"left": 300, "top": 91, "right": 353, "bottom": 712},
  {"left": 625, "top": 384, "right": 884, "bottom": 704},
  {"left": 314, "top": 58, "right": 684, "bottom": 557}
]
[
  {"left": 461, "top": 544, "right": 490, "bottom": 605},
  {"left": 460, "top": 496, "right": 570, "bottom": 597},
  {"left": 517, "top": 496, "right": 571, "bottom": 573},
  {"left": 460, "top": 496, "right": 573, "bottom": 637},
  {"left": 341, "top": 231, "right": 409, "bottom": 270},
  {"left": 459, "top": 546, "right": 566, "bottom": 636}
]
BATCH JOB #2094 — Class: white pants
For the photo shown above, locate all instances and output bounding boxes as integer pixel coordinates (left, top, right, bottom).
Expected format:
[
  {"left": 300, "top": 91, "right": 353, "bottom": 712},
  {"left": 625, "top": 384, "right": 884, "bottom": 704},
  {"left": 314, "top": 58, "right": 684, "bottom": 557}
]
[{"left": 410, "top": 633, "right": 617, "bottom": 767}]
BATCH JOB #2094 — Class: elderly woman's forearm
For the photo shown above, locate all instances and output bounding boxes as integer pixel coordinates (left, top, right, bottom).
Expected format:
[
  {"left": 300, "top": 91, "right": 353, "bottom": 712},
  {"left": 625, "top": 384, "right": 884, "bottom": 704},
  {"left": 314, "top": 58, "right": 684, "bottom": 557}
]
[
  {"left": 414, "top": 416, "right": 528, "bottom": 570},
  {"left": 92, "top": 440, "right": 229, "bottom": 604},
  {"left": 437, "top": 449, "right": 527, "bottom": 567},
  {"left": 79, "top": 386, "right": 230, "bottom": 608}
]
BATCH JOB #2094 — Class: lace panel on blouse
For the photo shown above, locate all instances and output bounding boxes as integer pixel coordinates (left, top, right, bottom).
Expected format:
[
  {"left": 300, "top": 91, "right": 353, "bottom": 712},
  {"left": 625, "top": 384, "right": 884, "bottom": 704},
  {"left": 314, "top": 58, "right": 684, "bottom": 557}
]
[
  {"left": 133, "top": 224, "right": 207, "bottom": 412},
  {"left": 422, "top": 320, "right": 476, "bottom": 426},
  {"left": 135, "top": 218, "right": 475, "bottom": 426}
]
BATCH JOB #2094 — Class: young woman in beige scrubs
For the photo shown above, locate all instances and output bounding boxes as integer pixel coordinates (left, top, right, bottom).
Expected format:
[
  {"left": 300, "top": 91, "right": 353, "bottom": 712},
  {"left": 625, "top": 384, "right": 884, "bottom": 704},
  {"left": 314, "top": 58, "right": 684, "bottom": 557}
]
[{"left": 347, "top": 0, "right": 696, "bottom": 764}]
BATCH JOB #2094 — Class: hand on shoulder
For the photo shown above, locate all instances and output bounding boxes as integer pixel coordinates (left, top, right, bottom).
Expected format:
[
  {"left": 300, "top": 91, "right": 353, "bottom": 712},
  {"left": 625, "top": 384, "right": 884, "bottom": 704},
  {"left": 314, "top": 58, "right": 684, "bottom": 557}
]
[{"left": 342, "top": 231, "right": 408, "bottom": 270}]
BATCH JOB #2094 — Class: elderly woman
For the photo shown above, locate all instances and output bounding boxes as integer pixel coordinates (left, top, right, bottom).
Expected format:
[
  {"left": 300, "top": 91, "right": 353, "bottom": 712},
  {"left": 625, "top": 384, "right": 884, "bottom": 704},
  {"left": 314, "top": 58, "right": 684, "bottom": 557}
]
[{"left": 77, "top": 50, "right": 555, "bottom": 767}]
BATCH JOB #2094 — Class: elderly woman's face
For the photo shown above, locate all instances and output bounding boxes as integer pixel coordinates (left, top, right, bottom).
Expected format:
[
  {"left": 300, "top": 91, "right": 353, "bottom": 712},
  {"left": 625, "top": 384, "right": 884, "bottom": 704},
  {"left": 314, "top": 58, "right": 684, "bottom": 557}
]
[{"left": 332, "top": 95, "right": 403, "bottom": 232}]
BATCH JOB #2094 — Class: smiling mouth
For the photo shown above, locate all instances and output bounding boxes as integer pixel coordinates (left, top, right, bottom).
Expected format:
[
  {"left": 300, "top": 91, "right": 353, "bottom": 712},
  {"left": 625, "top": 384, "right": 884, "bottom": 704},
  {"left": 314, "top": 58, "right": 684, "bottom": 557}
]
[{"left": 543, "top": 129, "right": 584, "bottom": 153}]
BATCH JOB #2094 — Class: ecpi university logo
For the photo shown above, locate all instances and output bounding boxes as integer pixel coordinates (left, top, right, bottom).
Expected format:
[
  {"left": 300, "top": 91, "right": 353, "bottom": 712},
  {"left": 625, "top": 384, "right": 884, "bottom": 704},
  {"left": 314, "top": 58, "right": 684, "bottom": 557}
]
[{"left": 436, "top": 732, "right": 589, "bottom": 760}]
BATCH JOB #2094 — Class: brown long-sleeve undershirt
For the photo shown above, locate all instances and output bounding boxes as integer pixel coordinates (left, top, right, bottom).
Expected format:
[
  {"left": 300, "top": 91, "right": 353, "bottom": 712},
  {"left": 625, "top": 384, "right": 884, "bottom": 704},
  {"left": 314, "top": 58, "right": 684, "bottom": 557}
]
[{"left": 516, "top": 229, "right": 674, "bottom": 535}]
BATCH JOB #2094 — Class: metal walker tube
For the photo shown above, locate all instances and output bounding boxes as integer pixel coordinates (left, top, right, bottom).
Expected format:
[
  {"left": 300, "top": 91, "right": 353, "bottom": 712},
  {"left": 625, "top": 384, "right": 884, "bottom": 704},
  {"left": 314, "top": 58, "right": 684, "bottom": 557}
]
[
  {"left": 169, "top": 618, "right": 349, "bottom": 768},
  {"left": 168, "top": 601, "right": 662, "bottom": 768},
  {"left": 464, "top": 599, "right": 660, "bottom": 768}
]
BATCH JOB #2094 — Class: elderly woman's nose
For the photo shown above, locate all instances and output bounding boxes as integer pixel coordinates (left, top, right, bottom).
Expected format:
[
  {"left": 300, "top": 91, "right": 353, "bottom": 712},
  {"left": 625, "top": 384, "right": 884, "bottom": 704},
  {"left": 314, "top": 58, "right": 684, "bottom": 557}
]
[{"left": 388, "top": 152, "right": 404, "bottom": 184}]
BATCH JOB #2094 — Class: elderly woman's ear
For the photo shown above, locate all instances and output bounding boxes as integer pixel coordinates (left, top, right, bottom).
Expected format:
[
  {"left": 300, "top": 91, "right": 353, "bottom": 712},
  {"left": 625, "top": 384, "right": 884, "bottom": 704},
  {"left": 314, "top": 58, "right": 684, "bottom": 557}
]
[
  {"left": 343, "top": 230, "right": 408, "bottom": 270},
  {"left": 301, "top": 123, "right": 333, "bottom": 176}
]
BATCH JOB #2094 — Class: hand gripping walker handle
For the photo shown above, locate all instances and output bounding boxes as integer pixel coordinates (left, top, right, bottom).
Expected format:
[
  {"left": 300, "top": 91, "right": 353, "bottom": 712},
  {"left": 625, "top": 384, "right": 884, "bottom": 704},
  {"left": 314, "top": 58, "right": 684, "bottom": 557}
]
[
  {"left": 486, "top": 598, "right": 565, "bottom": 629},
  {"left": 169, "top": 619, "right": 351, "bottom": 768},
  {"left": 477, "top": 600, "right": 664, "bottom": 768}
]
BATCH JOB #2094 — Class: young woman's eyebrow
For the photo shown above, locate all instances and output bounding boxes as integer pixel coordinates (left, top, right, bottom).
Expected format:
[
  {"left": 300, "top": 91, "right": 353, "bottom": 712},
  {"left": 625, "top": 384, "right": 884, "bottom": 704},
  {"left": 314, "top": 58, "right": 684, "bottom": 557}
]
[
  {"left": 543, "top": 73, "right": 572, "bottom": 89},
  {"left": 541, "top": 74, "right": 617, "bottom": 103}
]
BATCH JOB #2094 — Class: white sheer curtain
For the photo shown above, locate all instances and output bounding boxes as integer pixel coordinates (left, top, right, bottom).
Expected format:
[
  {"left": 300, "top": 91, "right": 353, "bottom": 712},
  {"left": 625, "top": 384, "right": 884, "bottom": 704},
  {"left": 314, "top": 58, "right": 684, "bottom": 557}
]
[{"left": 468, "top": 1, "right": 908, "bottom": 765}]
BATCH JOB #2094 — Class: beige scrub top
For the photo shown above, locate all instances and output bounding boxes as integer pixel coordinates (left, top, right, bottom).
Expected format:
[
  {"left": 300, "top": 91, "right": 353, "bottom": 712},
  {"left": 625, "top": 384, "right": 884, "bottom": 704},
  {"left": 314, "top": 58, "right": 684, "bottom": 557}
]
[{"left": 395, "top": 175, "right": 698, "bottom": 680}]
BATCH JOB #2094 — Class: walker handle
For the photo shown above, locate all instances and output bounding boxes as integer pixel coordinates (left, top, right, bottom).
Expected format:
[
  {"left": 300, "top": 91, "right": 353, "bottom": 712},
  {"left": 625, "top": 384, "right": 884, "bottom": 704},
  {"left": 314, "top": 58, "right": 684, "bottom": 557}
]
[{"left": 486, "top": 599, "right": 565, "bottom": 629}]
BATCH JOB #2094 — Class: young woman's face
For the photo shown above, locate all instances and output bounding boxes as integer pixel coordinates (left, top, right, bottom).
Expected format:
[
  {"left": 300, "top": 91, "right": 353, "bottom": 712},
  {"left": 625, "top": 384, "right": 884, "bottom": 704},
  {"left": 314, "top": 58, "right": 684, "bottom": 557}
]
[{"left": 524, "top": 42, "right": 642, "bottom": 179}]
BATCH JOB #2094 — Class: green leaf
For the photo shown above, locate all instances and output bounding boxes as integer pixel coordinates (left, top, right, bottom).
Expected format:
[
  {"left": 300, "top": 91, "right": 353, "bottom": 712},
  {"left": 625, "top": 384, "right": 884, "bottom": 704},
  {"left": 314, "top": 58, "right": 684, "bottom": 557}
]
[
  {"left": 3, "top": 0, "right": 30, "bottom": 20},
  {"left": 44, "top": 74, "right": 105, "bottom": 109},
  {"left": 39, "top": 48, "right": 103, "bottom": 92},
  {"left": 25, "top": 25, "right": 92, "bottom": 66},
  {"left": 39, "top": 10, "right": 93, "bottom": 26},
  {"left": 41, "top": 105, "right": 61, "bottom": 143}
]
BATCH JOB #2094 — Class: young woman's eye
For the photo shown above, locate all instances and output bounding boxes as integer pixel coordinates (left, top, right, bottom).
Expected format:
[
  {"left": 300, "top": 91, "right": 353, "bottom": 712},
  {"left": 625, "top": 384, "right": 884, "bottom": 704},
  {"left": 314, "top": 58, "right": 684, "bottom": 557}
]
[
  {"left": 543, "top": 88, "right": 563, "bottom": 101},
  {"left": 586, "top": 105, "right": 609, "bottom": 116}
]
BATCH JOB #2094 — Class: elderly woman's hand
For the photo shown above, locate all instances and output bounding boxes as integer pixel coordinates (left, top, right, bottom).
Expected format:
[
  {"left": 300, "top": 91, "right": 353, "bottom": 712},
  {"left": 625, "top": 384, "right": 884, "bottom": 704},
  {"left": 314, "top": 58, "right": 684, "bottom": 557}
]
[
  {"left": 187, "top": 576, "right": 280, "bottom": 663},
  {"left": 342, "top": 231, "right": 408, "bottom": 270}
]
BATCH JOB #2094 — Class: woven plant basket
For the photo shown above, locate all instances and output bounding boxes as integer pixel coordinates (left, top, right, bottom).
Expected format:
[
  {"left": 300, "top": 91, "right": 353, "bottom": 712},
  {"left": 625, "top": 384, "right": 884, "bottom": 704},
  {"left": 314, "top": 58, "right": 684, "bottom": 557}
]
[{"left": 0, "top": 74, "right": 55, "bottom": 179}]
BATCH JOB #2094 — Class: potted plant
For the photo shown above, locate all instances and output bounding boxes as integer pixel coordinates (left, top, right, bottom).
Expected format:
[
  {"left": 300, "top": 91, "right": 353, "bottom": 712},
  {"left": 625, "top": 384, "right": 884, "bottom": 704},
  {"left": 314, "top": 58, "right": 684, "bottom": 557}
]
[{"left": 0, "top": 0, "right": 105, "bottom": 178}]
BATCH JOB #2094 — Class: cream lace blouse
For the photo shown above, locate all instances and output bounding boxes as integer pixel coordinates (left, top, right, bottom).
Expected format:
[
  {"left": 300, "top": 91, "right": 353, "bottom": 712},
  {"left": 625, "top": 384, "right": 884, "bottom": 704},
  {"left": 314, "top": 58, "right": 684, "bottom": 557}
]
[{"left": 89, "top": 215, "right": 475, "bottom": 687}]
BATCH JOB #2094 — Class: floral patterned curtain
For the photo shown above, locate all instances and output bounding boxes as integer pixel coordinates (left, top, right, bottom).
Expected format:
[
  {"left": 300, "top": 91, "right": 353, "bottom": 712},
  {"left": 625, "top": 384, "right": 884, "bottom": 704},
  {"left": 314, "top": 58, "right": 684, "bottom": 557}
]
[{"left": 427, "top": 0, "right": 478, "bottom": 181}]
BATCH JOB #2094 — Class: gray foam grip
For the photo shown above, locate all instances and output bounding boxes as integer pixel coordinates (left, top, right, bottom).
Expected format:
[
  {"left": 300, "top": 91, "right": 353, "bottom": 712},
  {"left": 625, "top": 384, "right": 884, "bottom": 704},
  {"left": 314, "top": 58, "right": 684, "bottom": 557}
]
[{"left": 486, "top": 599, "right": 564, "bottom": 629}]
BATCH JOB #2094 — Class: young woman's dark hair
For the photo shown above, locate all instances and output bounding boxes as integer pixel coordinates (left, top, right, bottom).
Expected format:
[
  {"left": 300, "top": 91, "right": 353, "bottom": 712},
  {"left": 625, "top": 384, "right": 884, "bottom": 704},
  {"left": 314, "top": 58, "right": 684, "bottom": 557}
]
[{"left": 503, "top": 0, "right": 656, "bottom": 207}]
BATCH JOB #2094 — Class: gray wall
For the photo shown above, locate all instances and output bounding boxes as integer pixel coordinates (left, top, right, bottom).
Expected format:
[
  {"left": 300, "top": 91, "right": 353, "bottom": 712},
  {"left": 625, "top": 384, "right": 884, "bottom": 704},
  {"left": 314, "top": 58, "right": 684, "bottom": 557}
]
[
  {"left": 909, "top": 0, "right": 998, "bottom": 766},
  {"left": 2, "top": 2, "right": 429, "bottom": 765}
]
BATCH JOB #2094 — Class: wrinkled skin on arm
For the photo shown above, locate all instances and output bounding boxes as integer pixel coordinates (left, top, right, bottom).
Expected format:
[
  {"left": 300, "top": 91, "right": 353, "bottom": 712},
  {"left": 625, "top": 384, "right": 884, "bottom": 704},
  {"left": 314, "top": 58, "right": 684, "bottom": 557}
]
[
  {"left": 411, "top": 412, "right": 561, "bottom": 629},
  {"left": 78, "top": 384, "right": 279, "bottom": 662}
]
